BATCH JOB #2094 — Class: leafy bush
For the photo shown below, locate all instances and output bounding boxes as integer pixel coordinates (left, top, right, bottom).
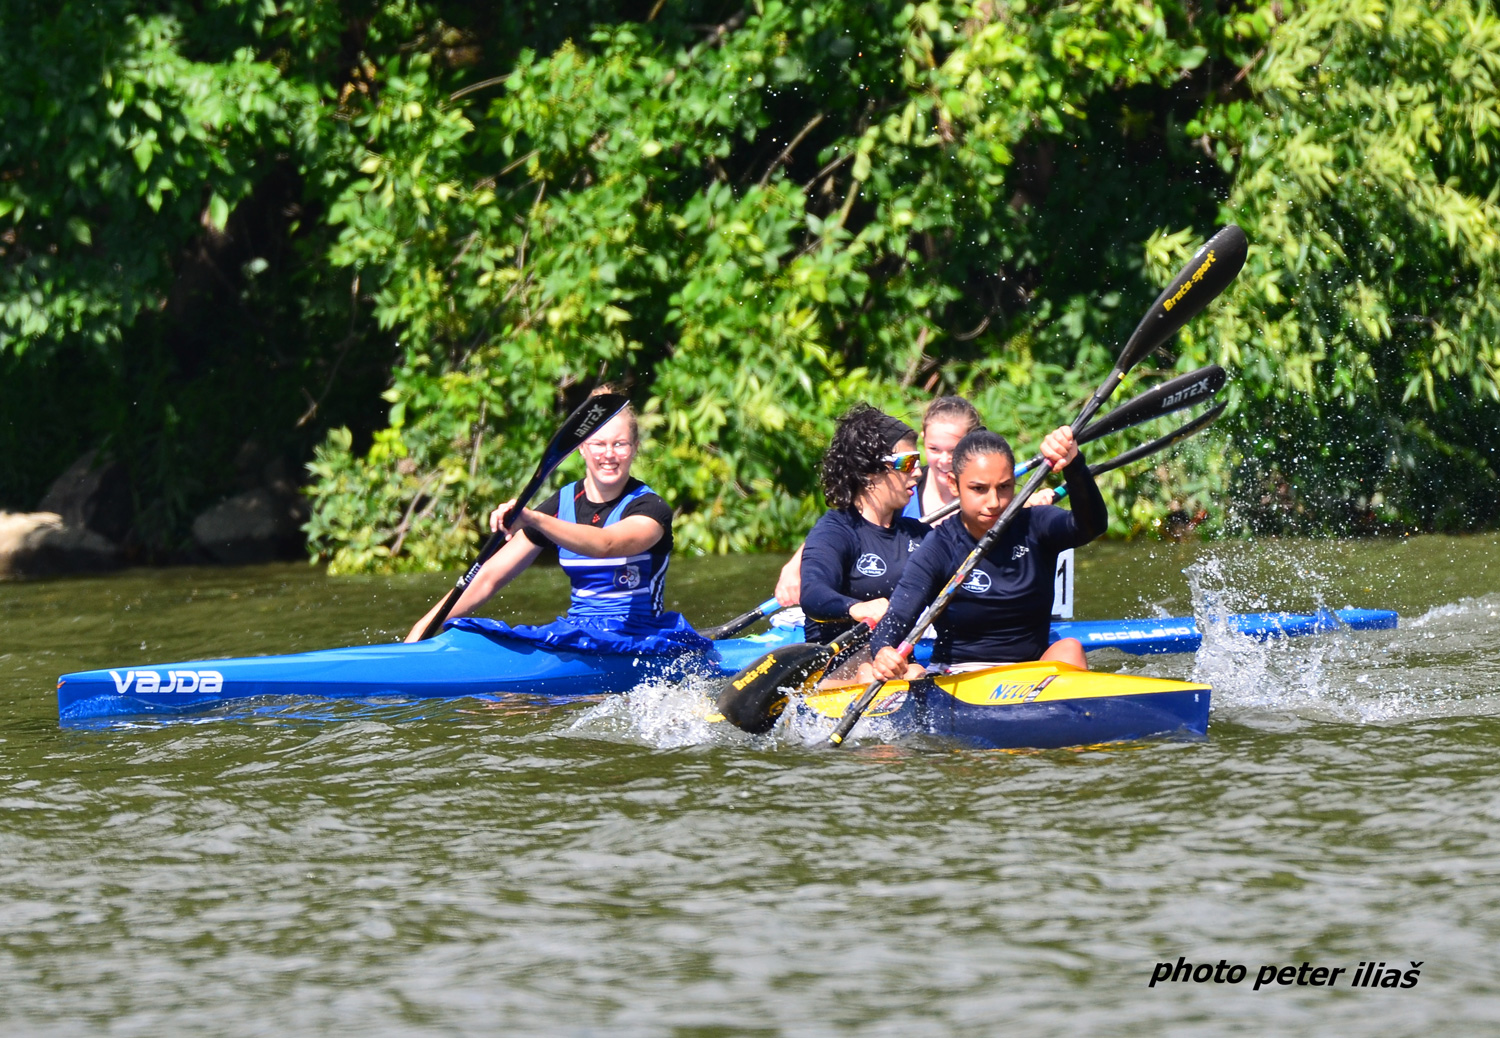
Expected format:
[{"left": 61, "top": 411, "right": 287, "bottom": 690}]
[{"left": 5, "top": 0, "right": 1498, "bottom": 565}]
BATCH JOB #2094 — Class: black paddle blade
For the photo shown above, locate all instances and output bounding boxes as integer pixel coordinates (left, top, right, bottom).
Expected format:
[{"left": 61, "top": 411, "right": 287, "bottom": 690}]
[
  {"left": 539, "top": 393, "right": 630, "bottom": 473},
  {"left": 716, "top": 642, "right": 833, "bottom": 734},
  {"left": 1118, "top": 225, "right": 1248, "bottom": 371},
  {"left": 1092, "top": 401, "right": 1228, "bottom": 476},
  {"left": 1080, "top": 364, "right": 1225, "bottom": 445}
]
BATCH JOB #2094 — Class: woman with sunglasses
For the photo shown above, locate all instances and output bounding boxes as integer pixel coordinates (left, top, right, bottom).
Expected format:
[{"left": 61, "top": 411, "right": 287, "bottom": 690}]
[
  {"left": 404, "top": 393, "right": 708, "bottom": 655},
  {"left": 797, "top": 405, "right": 933, "bottom": 645}
]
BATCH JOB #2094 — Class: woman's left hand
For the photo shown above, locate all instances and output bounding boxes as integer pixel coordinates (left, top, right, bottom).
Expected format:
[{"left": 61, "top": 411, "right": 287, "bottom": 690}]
[{"left": 1039, "top": 425, "right": 1079, "bottom": 469}]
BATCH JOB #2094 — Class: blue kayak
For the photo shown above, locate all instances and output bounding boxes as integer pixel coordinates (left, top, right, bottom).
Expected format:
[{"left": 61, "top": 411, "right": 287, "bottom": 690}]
[
  {"left": 55, "top": 607, "right": 1397, "bottom": 722},
  {"left": 55, "top": 624, "right": 805, "bottom": 722},
  {"left": 1052, "top": 607, "right": 1397, "bottom": 655}
]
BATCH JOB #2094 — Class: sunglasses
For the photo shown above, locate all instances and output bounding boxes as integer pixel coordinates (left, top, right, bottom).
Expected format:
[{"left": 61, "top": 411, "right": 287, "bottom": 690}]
[{"left": 882, "top": 451, "right": 922, "bottom": 475}]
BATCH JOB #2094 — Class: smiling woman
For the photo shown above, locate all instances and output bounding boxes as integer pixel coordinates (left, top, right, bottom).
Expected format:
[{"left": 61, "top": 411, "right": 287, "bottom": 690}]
[{"left": 404, "top": 390, "right": 710, "bottom": 656}]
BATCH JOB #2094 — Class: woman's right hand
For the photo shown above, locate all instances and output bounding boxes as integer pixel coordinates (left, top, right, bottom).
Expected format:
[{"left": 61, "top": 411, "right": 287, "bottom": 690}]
[
  {"left": 489, "top": 499, "right": 516, "bottom": 532},
  {"left": 871, "top": 645, "right": 910, "bottom": 682},
  {"left": 848, "top": 598, "right": 889, "bottom": 626},
  {"left": 489, "top": 499, "right": 535, "bottom": 536}
]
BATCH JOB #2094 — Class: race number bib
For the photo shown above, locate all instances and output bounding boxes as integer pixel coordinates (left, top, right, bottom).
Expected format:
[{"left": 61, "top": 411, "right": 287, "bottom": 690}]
[{"left": 1051, "top": 548, "right": 1074, "bottom": 620}]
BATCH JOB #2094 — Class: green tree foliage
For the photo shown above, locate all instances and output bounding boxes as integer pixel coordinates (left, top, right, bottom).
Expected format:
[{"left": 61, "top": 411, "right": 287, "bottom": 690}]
[
  {"left": 5, "top": 0, "right": 1498, "bottom": 567},
  {"left": 1191, "top": 0, "right": 1500, "bottom": 532},
  {"left": 0, "top": 0, "right": 424, "bottom": 545},
  {"left": 306, "top": 0, "right": 1263, "bottom": 571}
]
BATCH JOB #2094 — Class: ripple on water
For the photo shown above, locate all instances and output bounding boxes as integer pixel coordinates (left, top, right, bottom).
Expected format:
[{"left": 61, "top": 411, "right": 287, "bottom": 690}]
[{"left": 5, "top": 549, "right": 1500, "bottom": 1035}]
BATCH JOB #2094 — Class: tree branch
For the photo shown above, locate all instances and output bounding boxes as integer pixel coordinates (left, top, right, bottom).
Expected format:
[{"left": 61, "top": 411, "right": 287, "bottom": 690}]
[{"left": 758, "top": 114, "right": 825, "bottom": 187}]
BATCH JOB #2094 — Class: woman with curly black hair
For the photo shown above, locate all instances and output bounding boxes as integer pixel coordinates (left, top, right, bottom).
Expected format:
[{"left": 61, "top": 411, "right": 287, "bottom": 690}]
[{"left": 798, "top": 405, "right": 933, "bottom": 644}]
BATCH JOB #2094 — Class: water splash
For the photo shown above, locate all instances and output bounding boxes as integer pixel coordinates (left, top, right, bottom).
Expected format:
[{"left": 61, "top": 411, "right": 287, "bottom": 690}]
[
  {"left": 565, "top": 671, "right": 911, "bottom": 751},
  {"left": 567, "top": 675, "right": 747, "bottom": 749},
  {"left": 1175, "top": 550, "right": 1500, "bottom": 727}
]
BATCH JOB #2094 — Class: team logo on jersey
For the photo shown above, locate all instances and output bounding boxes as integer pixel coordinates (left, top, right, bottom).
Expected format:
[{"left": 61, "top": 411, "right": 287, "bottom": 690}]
[
  {"left": 616, "top": 564, "right": 642, "bottom": 589},
  {"left": 1011, "top": 544, "right": 1030, "bottom": 560},
  {"left": 907, "top": 539, "right": 919, "bottom": 552},
  {"left": 855, "top": 553, "right": 887, "bottom": 577},
  {"left": 961, "top": 570, "right": 992, "bottom": 594}
]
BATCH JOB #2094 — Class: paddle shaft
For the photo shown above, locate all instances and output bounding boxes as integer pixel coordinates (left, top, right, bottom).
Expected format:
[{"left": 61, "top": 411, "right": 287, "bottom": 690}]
[
  {"left": 699, "top": 596, "right": 781, "bottom": 641},
  {"left": 927, "top": 398, "right": 1229, "bottom": 519},
  {"left": 416, "top": 393, "right": 630, "bottom": 641},
  {"left": 882, "top": 362, "right": 1225, "bottom": 524},
  {"left": 827, "top": 225, "right": 1247, "bottom": 744}
]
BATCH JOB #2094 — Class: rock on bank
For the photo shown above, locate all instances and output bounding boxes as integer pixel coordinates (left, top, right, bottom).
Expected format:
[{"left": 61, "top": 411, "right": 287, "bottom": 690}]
[{"left": 0, "top": 512, "right": 119, "bottom": 578}]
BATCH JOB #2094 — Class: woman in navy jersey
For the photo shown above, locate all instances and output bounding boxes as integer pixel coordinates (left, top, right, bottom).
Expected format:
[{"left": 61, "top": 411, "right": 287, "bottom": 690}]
[
  {"left": 868, "top": 425, "right": 1106, "bottom": 678},
  {"left": 404, "top": 395, "right": 708, "bottom": 655},
  {"left": 776, "top": 394, "right": 1053, "bottom": 604},
  {"left": 799, "top": 406, "right": 932, "bottom": 644}
]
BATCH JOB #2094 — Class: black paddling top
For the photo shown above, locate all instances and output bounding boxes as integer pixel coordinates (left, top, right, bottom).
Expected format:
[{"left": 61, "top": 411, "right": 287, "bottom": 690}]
[
  {"left": 871, "top": 456, "right": 1108, "bottom": 665},
  {"left": 800, "top": 508, "right": 931, "bottom": 644}
]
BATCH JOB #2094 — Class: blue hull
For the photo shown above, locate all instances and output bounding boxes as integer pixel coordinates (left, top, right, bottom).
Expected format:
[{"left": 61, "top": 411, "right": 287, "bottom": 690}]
[
  {"left": 1051, "top": 607, "right": 1397, "bottom": 655},
  {"left": 793, "top": 664, "right": 1212, "bottom": 750},
  {"left": 56, "top": 607, "right": 1396, "bottom": 722},
  {"left": 917, "top": 687, "right": 1210, "bottom": 749}
]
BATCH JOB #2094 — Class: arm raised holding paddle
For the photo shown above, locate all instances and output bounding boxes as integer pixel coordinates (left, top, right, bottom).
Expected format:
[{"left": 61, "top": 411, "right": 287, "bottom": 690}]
[
  {"left": 405, "top": 391, "right": 711, "bottom": 659},
  {"left": 866, "top": 423, "right": 1101, "bottom": 682}
]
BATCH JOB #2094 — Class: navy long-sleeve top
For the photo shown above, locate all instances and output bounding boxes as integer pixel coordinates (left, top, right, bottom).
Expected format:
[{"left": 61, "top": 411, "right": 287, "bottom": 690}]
[
  {"left": 871, "top": 455, "right": 1108, "bottom": 665},
  {"left": 799, "top": 508, "right": 931, "bottom": 644}
]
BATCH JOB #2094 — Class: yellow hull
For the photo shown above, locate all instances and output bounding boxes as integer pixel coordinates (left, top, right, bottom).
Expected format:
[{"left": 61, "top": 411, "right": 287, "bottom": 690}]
[{"left": 797, "top": 661, "right": 1211, "bottom": 749}]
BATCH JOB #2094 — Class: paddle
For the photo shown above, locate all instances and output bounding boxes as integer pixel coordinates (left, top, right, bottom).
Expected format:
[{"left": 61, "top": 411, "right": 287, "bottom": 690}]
[
  {"left": 923, "top": 361, "right": 1227, "bottom": 525},
  {"left": 698, "top": 363, "right": 1226, "bottom": 640},
  {"left": 714, "top": 623, "right": 874, "bottom": 733},
  {"left": 699, "top": 596, "right": 783, "bottom": 641},
  {"left": 414, "top": 392, "right": 631, "bottom": 641},
  {"left": 827, "top": 224, "right": 1247, "bottom": 745},
  {"left": 714, "top": 400, "right": 1228, "bottom": 734},
  {"left": 1065, "top": 400, "right": 1227, "bottom": 492}
]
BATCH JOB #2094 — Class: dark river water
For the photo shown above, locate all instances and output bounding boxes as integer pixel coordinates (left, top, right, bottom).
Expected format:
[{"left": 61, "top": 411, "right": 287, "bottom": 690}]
[{"left": 2, "top": 536, "right": 1499, "bottom": 1036}]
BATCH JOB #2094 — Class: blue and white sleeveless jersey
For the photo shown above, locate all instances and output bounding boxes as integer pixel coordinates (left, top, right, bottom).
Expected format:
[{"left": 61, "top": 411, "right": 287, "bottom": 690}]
[{"left": 555, "top": 481, "right": 668, "bottom": 620}]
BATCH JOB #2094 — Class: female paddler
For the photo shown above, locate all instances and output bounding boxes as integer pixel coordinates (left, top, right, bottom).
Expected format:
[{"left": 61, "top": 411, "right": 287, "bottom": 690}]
[
  {"left": 776, "top": 394, "right": 1050, "bottom": 605},
  {"left": 867, "top": 425, "right": 1105, "bottom": 679},
  {"left": 899, "top": 395, "right": 981, "bottom": 522},
  {"left": 798, "top": 406, "right": 932, "bottom": 645},
  {"left": 404, "top": 395, "right": 710, "bottom": 656}
]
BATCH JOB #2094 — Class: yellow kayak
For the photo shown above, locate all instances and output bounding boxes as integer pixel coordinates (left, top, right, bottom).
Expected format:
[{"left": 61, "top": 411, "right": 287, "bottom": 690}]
[{"left": 794, "top": 661, "right": 1211, "bottom": 749}]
